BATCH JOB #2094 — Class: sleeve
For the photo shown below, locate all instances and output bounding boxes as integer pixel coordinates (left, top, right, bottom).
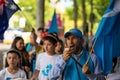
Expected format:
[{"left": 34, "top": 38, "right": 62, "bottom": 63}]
[
  {"left": 88, "top": 54, "right": 105, "bottom": 80},
  {"left": 0, "top": 69, "right": 5, "bottom": 80},
  {"left": 48, "top": 55, "right": 66, "bottom": 80},
  {"left": 20, "top": 70, "right": 27, "bottom": 79}
]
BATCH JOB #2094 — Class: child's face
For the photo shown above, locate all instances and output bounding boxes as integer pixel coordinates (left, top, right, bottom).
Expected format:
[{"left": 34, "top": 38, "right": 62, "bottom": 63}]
[
  {"left": 16, "top": 39, "right": 24, "bottom": 51},
  {"left": 43, "top": 40, "right": 56, "bottom": 53},
  {"left": 55, "top": 42, "right": 62, "bottom": 52},
  {"left": 7, "top": 53, "right": 19, "bottom": 67}
]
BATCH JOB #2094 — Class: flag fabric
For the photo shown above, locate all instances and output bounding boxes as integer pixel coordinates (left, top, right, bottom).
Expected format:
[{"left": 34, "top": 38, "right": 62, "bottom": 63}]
[
  {"left": 93, "top": 0, "right": 120, "bottom": 74},
  {"left": 0, "top": 0, "right": 20, "bottom": 40},
  {"left": 48, "top": 10, "right": 58, "bottom": 34}
]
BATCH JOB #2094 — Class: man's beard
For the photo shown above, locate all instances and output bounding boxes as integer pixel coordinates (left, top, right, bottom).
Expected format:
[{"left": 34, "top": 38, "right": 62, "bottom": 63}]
[{"left": 74, "top": 42, "right": 83, "bottom": 54}]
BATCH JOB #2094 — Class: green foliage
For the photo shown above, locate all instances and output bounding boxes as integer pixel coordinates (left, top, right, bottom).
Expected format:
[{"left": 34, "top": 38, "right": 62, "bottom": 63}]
[
  {"left": 44, "top": 1, "right": 55, "bottom": 24},
  {"left": 17, "top": 0, "right": 110, "bottom": 32},
  {"left": 18, "top": 0, "right": 36, "bottom": 31}
]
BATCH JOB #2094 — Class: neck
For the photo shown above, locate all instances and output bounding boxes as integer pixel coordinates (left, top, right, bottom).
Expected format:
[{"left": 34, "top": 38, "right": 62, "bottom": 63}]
[
  {"left": 75, "top": 49, "right": 82, "bottom": 55},
  {"left": 8, "top": 66, "right": 18, "bottom": 70},
  {"left": 7, "top": 66, "right": 18, "bottom": 74},
  {"left": 47, "top": 51, "right": 56, "bottom": 56}
]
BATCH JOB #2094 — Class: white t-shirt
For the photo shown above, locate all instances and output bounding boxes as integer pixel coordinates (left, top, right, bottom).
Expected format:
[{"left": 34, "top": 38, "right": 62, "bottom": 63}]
[
  {"left": 36, "top": 37, "right": 41, "bottom": 44},
  {"left": 35, "top": 52, "right": 59, "bottom": 80},
  {"left": 106, "top": 73, "right": 120, "bottom": 80},
  {"left": 0, "top": 68, "right": 26, "bottom": 80}
]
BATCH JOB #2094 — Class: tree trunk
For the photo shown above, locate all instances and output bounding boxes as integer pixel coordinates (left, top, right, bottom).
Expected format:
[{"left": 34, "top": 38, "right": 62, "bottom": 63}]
[
  {"left": 36, "top": 0, "right": 44, "bottom": 29},
  {"left": 89, "top": 0, "right": 94, "bottom": 32},
  {"left": 73, "top": 0, "right": 78, "bottom": 28},
  {"left": 81, "top": 0, "right": 89, "bottom": 50}
]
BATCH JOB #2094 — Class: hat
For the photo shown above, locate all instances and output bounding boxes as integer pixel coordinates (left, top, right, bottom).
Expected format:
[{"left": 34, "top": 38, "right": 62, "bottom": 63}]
[
  {"left": 48, "top": 32, "right": 59, "bottom": 41},
  {"left": 64, "top": 28, "right": 83, "bottom": 39}
]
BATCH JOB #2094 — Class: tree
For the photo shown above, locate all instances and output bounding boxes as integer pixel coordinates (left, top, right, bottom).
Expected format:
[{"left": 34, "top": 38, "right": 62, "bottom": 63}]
[
  {"left": 36, "top": 0, "right": 44, "bottom": 29},
  {"left": 81, "top": 0, "right": 89, "bottom": 49},
  {"left": 73, "top": 0, "right": 78, "bottom": 28}
]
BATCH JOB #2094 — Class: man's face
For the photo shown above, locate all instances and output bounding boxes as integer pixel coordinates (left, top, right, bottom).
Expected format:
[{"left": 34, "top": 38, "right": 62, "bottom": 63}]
[{"left": 66, "top": 34, "right": 82, "bottom": 53}]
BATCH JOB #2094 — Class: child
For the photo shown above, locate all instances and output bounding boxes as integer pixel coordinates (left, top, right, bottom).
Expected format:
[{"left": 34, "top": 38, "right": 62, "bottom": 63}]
[
  {"left": 26, "top": 28, "right": 43, "bottom": 73},
  {"left": 31, "top": 33, "right": 60, "bottom": 80},
  {"left": 55, "top": 39, "right": 64, "bottom": 54},
  {"left": 0, "top": 48, "right": 26, "bottom": 80}
]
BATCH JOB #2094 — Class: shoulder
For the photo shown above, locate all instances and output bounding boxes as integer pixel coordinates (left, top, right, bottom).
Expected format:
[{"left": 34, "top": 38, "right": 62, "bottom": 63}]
[
  {"left": 0, "top": 68, "right": 6, "bottom": 74},
  {"left": 37, "top": 52, "right": 46, "bottom": 58},
  {"left": 18, "top": 69, "right": 26, "bottom": 76},
  {"left": 0, "top": 68, "right": 7, "bottom": 79},
  {"left": 18, "top": 69, "right": 26, "bottom": 78},
  {"left": 18, "top": 69, "right": 26, "bottom": 73}
]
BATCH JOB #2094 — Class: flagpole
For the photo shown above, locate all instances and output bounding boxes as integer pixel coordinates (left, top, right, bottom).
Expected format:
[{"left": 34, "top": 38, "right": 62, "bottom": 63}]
[
  {"left": 85, "top": 38, "right": 98, "bottom": 65},
  {"left": 19, "top": 10, "right": 34, "bottom": 28}
]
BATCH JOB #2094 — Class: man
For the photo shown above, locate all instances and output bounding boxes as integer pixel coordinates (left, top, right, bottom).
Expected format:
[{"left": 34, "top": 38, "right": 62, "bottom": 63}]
[{"left": 48, "top": 28, "right": 105, "bottom": 80}]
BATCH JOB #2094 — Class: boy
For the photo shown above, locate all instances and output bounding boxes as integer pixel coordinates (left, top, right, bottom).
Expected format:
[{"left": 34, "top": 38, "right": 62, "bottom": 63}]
[{"left": 31, "top": 33, "right": 60, "bottom": 80}]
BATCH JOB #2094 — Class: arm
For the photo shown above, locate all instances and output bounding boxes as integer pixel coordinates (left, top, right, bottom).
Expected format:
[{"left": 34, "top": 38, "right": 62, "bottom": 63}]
[
  {"left": 31, "top": 70, "right": 39, "bottom": 80},
  {"left": 87, "top": 54, "right": 105, "bottom": 80}
]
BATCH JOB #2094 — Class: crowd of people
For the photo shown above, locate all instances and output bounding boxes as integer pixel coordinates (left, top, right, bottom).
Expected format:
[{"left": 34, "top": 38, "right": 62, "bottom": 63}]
[{"left": 0, "top": 27, "right": 120, "bottom": 80}]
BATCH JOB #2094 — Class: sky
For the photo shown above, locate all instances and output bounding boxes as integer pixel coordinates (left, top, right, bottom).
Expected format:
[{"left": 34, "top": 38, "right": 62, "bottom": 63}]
[{"left": 50, "top": 0, "right": 73, "bottom": 13}]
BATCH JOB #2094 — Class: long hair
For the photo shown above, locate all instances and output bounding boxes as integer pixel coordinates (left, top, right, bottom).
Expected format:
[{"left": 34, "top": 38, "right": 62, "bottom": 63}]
[{"left": 11, "top": 36, "right": 29, "bottom": 64}]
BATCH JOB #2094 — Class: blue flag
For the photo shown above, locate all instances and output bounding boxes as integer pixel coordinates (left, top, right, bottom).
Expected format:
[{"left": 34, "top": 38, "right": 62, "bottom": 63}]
[
  {"left": 48, "top": 10, "right": 58, "bottom": 34},
  {"left": 0, "top": 0, "right": 20, "bottom": 40},
  {"left": 93, "top": 0, "right": 120, "bottom": 74}
]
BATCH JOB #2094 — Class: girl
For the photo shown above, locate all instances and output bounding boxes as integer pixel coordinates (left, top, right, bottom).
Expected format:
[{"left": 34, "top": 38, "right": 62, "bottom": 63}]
[
  {"left": 11, "top": 36, "right": 30, "bottom": 78},
  {"left": 0, "top": 49, "right": 26, "bottom": 80}
]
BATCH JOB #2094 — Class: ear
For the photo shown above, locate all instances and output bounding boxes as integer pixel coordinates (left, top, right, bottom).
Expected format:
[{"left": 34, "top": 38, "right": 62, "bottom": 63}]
[
  {"left": 55, "top": 43, "right": 57, "bottom": 47},
  {"left": 79, "top": 38, "right": 84, "bottom": 45}
]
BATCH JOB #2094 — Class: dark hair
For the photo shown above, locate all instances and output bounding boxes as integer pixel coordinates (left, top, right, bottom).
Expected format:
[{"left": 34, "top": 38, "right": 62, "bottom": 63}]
[
  {"left": 30, "top": 28, "right": 37, "bottom": 39},
  {"left": 42, "top": 33, "right": 58, "bottom": 45},
  {"left": 113, "top": 57, "right": 117, "bottom": 69},
  {"left": 37, "top": 27, "right": 44, "bottom": 32},
  {"left": 11, "top": 36, "right": 24, "bottom": 49},
  {"left": 5, "top": 49, "right": 21, "bottom": 67},
  {"left": 11, "top": 36, "right": 29, "bottom": 65},
  {"left": 57, "top": 39, "right": 64, "bottom": 53}
]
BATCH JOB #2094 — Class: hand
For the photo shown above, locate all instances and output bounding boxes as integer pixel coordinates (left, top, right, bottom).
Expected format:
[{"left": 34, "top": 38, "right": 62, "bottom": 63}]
[
  {"left": 30, "top": 77, "right": 37, "bottom": 80},
  {"left": 62, "top": 48, "right": 72, "bottom": 61},
  {"left": 82, "top": 64, "right": 91, "bottom": 76},
  {"left": 29, "top": 50, "right": 35, "bottom": 55},
  {"left": 25, "top": 66, "right": 30, "bottom": 72}
]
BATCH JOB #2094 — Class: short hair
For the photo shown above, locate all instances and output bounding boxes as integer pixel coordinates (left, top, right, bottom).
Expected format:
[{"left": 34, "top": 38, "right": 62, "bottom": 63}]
[
  {"left": 37, "top": 27, "right": 44, "bottom": 32},
  {"left": 5, "top": 48, "right": 21, "bottom": 67},
  {"left": 42, "top": 33, "right": 58, "bottom": 45},
  {"left": 113, "top": 57, "right": 117, "bottom": 69}
]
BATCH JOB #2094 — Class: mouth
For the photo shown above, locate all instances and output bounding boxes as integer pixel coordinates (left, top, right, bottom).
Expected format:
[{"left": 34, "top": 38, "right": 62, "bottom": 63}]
[{"left": 69, "top": 45, "right": 74, "bottom": 51}]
